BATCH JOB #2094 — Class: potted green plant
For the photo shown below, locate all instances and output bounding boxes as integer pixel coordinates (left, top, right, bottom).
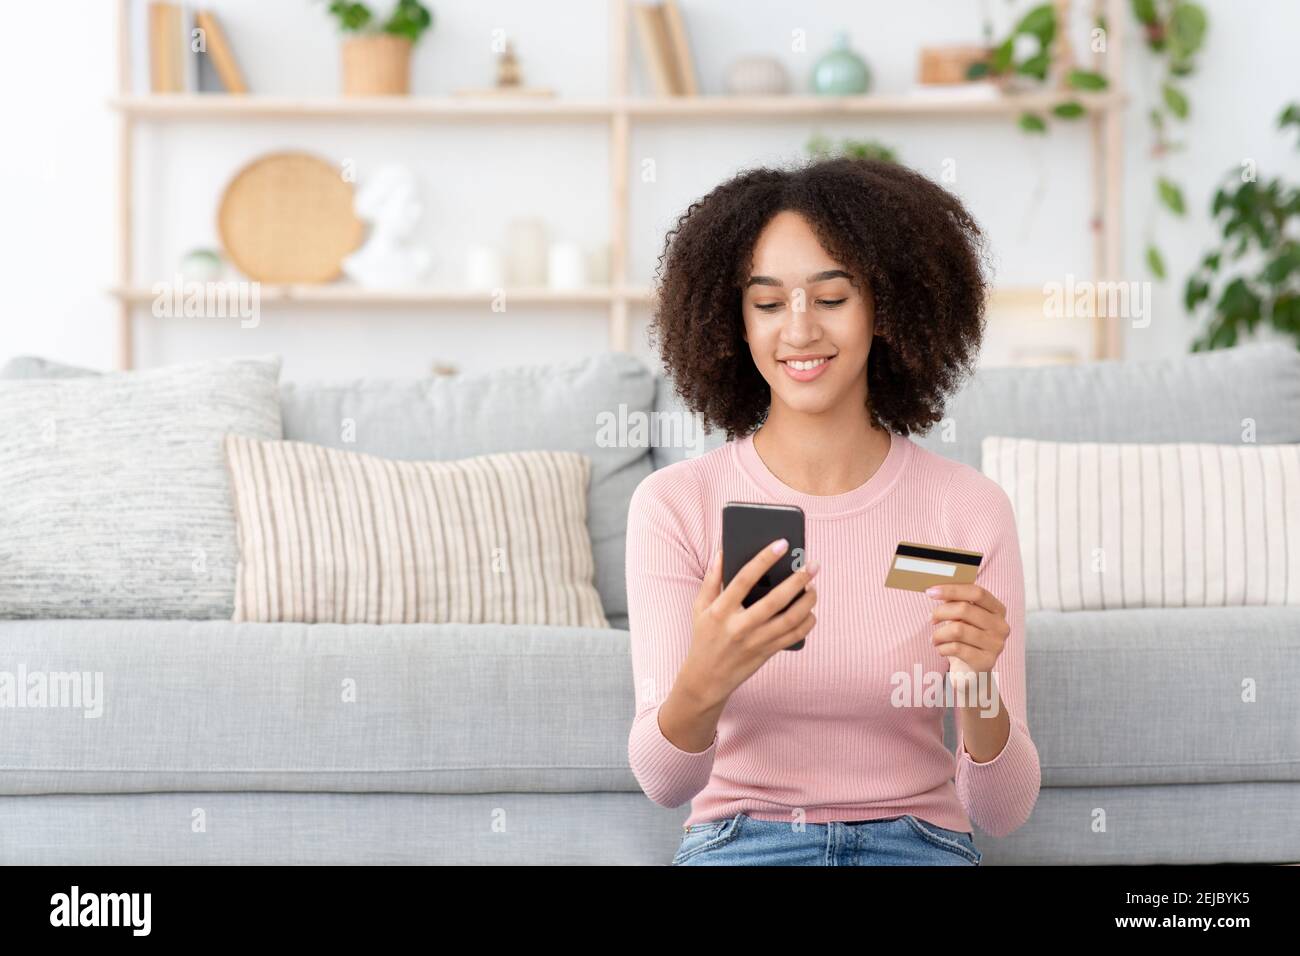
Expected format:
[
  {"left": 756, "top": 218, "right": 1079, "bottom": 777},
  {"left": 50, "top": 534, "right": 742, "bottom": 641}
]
[
  {"left": 806, "top": 134, "right": 899, "bottom": 164},
  {"left": 324, "top": 0, "right": 435, "bottom": 96}
]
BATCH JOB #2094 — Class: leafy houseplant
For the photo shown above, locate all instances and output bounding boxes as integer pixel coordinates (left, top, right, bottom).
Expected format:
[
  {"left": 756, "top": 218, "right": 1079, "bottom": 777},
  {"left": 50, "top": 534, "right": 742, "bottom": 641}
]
[
  {"left": 806, "top": 134, "right": 899, "bottom": 164},
  {"left": 325, "top": 1, "right": 435, "bottom": 96},
  {"left": 1184, "top": 104, "right": 1300, "bottom": 351}
]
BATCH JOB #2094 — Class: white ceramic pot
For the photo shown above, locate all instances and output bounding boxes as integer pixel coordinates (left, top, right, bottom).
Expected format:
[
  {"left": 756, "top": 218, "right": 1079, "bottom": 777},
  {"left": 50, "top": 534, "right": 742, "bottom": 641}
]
[
  {"left": 548, "top": 241, "right": 587, "bottom": 290},
  {"left": 505, "top": 218, "right": 547, "bottom": 286},
  {"left": 464, "top": 243, "right": 504, "bottom": 289}
]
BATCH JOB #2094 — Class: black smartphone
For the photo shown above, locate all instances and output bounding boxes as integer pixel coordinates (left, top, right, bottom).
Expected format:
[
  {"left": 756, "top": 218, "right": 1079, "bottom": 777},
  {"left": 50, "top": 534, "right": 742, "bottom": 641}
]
[{"left": 721, "top": 502, "right": 808, "bottom": 650}]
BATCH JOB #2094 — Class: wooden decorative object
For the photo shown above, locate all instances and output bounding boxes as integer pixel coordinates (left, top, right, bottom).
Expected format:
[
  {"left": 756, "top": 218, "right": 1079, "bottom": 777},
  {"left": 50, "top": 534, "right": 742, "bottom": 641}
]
[
  {"left": 918, "top": 45, "right": 994, "bottom": 85},
  {"left": 148, "top": 2, "right": 183, "bottom": 93},
  {"left": 662, "top": 0, "right": 697, "bottom": 95},
  {"left": 497, "top": 40, "right": 522, "bottom": 87},
  {"left": 195, "top": 11, "right": 248, "bottom": 93},
  {"left": 633, "top": 3, "right": 679, "bottom": 95},
  {"left": 217, "top": 152, "right": 364, "bottom": 283},
  {"left": 341, "top": 34, "right": 412, "bottom": 96}
]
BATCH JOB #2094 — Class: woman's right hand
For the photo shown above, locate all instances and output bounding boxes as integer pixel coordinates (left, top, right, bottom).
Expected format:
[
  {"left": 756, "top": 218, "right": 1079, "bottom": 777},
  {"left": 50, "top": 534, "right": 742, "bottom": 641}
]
[{"left": 679, "top": 539, "right": 820, "bottom": 708}]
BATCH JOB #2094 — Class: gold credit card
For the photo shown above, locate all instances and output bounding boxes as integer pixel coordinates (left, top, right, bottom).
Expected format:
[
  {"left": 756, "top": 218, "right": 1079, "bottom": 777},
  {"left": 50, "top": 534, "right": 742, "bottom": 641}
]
[{"left": 884, "top": 541, "right": 983, "bottom": 592}]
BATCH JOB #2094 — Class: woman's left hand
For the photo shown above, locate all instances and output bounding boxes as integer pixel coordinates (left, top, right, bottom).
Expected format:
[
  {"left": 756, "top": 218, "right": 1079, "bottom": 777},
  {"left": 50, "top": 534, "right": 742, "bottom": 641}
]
[{"left": 925, "top": 583, "right": 1009, "bottom": 675}]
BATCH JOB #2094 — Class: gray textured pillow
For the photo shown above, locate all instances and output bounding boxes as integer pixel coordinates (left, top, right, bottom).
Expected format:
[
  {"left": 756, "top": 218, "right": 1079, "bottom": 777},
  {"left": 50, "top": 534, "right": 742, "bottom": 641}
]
[{"left": 0, "top": 356, "right": 283, "bottom": 619}]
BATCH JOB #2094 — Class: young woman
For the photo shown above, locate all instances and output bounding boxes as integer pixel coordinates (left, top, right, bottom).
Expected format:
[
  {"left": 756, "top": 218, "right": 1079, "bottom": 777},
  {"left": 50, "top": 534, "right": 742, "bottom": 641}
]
[{"left": 625, "top": 157, "right": 1040, "bottom": 866}]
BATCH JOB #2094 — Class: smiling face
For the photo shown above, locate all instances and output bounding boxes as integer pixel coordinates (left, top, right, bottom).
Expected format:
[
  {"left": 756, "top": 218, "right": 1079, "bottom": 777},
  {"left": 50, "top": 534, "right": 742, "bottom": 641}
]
[{"left": 741, "top": 210, "right": 874, "bottom": 417}]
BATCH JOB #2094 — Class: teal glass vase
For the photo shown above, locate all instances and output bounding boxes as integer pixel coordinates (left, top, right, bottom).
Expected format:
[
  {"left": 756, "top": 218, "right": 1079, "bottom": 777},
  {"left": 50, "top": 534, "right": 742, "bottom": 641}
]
[{"left": 811, "top": 30, "right": 871, "bottom": 95}]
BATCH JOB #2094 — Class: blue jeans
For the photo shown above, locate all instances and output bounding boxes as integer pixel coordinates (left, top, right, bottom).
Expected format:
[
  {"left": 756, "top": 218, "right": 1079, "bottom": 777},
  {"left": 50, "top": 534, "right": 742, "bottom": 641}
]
[{"left": 671, "top": 812, "right": 983, "bottom": 866}]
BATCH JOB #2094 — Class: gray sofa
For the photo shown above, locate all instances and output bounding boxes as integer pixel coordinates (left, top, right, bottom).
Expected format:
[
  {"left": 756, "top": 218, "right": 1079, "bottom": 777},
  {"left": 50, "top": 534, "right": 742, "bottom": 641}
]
[{"left": 1, "top": 343, "right": 1297, "bottom": 865}]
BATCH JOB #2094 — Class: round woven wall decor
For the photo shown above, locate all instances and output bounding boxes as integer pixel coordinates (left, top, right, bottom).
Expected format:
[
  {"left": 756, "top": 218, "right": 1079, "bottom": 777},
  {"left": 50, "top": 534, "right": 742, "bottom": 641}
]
[{"left": 217, "top": 152, "right": 364, "bottom": 283}]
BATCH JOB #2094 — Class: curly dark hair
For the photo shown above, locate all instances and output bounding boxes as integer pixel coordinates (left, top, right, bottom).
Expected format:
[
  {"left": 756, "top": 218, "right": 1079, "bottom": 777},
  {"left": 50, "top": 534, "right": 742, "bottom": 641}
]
[{"left": 648, "top": 156, "right": 990, "bottom": 440}]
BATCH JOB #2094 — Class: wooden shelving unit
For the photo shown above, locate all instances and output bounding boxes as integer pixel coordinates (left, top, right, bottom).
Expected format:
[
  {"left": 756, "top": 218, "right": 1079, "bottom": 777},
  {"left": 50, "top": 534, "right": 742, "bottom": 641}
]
[
  {"left": 111, "top": 284, "right": 638, "bottom": 307},
  {"left": 112, "top": 283, "right": 1057, "bottom": 312},
  {"left": 112, "top": 0, "right": 1127, "bottom": 369},
  {"left": 108, "top": 93, "right": 618, "bottom": 120},
  {"left": 110, "top": 89, "right": 1123, "bottom": 121}
]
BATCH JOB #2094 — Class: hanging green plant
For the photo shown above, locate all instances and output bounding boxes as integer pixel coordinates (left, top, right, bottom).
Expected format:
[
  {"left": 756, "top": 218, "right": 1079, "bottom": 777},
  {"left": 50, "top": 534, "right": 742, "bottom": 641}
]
[
  {"left": 1133, "top": 0, "right": 1208, "bottom": 279},
  {"left": 1184, "top": 104, "right": 1300, "bottom": 350},
  {"left": 968, "top": 3, "right": 1108, "bottom": 134}
]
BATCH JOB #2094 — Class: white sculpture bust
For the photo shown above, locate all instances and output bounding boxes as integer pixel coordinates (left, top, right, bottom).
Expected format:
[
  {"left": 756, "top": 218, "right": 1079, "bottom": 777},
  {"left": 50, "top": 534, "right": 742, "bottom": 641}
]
[{"left": 342, "top": 164, "right": 433, "bottom": 288}]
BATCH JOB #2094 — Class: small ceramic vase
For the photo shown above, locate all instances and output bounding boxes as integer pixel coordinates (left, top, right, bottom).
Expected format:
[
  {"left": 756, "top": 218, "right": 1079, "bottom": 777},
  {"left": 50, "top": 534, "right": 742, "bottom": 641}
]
[{"left": 812, "top": 30, "right": 871, "bottom": 95}]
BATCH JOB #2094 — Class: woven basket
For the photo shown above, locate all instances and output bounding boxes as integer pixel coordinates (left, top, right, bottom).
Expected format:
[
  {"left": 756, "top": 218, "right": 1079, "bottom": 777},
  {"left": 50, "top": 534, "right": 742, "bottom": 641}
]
[
  {"left": 217, "top": 152, "right": 364, "bottom": 284},
  {"left": 342, "top": 34, "right": 412, "bottom": 96}
]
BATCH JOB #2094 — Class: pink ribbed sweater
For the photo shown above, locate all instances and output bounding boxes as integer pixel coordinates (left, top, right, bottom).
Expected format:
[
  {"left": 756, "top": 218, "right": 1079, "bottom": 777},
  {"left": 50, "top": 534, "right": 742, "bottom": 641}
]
[{"left": 625, "top": 429, "right": 1041, "bottom": 838}]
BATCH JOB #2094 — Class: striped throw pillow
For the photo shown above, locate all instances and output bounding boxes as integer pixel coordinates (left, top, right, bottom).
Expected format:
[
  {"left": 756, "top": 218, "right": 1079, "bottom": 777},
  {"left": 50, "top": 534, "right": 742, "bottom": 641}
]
[
  {"left": 981, "top": 436, "right": 1300, "bottom": 612},
  {"left": 223, "top": 434, "right": 609, "bottom": 628}
]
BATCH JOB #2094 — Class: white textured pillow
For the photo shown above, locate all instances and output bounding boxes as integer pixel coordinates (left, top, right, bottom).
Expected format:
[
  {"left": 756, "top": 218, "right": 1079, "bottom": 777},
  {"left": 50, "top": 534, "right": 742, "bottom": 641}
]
[
  {"left": 223, "top": 434, "right": 609, "bottom": 628},
  {"left": 981, "top": 436, "right": 1300, "bottom": 611},
  {"left": 0, "top": 356, "right": 283, "bottom": 618}
]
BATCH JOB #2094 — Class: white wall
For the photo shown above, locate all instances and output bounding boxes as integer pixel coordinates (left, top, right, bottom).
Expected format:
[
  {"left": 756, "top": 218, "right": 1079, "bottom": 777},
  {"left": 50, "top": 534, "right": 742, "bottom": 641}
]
[{"left": 1, "top": 0, "right": 1296, "bottom": 380}]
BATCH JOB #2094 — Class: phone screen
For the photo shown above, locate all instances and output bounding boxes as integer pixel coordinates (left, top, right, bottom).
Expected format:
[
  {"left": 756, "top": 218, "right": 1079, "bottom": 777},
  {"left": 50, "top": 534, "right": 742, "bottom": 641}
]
[{"left": 721, "top": 502, "right": 807, "bottom": 650}]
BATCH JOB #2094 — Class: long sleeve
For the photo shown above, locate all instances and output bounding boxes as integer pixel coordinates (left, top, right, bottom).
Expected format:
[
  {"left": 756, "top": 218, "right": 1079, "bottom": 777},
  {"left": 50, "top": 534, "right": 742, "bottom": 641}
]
[
  {"left": 943, "top": 468, "right": 1042, "bottom": 838},
  {"left": 624, "top": 465, "right": 717, "bottom": 808}
]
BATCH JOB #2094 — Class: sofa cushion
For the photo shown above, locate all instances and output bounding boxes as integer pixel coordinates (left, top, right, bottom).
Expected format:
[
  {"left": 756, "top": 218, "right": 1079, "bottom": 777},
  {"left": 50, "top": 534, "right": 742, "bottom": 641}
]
[
  {"left": 653, "top": 344, "right": 1300, "bottom": 473},
  {"left": 0, "top": 356, "right": 283, "bottom": 619},
  {"left": 223, "top": 435, "right": 608, "bottom": 628},
  {"left": 279, "top": 353, "right": 654, "bottom": 629},
  {"left": 3, "top": 607, "right": 1296, "bottom": 796},
  {"left": 650, "top": 374, "right": 727, "bottom": 471},
  {"left": 1022, "top": 605, "right": 1300, "bottom": 786},
  {"left": 914, "top": 343, "right": 1300, "bottom": 469},
  {"left": 0, "top": 620, "right": 638, "bottom": 795},
  {"left": 982, "top": 435, "right": 1300, "bottom": 611}
]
